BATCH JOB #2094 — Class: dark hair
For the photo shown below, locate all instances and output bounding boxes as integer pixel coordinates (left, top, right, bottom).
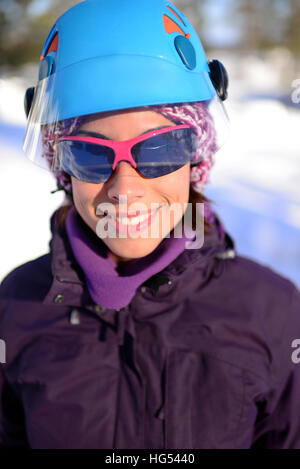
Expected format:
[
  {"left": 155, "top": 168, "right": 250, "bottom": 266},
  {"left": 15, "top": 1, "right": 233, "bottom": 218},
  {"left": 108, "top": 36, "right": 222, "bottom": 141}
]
[{"left": 53, "top": 186, "right": 214, "bottom": 236}]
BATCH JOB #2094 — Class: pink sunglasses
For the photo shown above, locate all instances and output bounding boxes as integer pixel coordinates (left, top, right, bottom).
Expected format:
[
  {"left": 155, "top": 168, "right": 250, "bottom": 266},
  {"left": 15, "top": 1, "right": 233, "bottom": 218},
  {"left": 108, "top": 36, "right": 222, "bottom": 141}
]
[{"left": 57, "top": 124, "right": 199, "bottom": 183}]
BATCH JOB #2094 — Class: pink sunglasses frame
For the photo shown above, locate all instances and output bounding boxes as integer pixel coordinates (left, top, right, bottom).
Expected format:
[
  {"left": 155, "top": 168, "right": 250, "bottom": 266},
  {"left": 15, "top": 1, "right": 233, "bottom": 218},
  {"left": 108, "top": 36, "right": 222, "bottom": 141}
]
[{"left": 59, "top": 124, "right": 191, "bottom": 170}]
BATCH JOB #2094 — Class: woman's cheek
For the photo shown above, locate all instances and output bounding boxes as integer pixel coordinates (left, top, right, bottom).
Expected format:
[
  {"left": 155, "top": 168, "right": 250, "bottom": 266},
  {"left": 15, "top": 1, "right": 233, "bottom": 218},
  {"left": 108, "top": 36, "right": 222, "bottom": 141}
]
[
  {"left": 170, "top": 164, "right": 191, "bottom": 202},
  {"left": 72, "top": 179, "right": 95, "bottom": 219}
]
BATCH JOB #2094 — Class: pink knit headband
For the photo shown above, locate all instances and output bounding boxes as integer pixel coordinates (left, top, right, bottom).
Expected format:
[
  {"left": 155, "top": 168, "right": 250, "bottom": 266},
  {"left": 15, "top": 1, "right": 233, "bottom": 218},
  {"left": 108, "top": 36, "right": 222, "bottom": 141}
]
[{"left": 42, "top": 102, "right": 218, "bottom": 195}]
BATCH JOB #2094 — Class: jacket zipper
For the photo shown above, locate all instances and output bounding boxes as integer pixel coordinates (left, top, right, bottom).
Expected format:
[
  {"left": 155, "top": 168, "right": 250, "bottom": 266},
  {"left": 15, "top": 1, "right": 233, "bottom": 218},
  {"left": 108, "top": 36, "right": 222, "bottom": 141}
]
[
  {"left": 129, "top": 307, "right": 146, "bottom": 449},
  {"left": 117, "top": 304, "right": 146, "bottom": 448}
]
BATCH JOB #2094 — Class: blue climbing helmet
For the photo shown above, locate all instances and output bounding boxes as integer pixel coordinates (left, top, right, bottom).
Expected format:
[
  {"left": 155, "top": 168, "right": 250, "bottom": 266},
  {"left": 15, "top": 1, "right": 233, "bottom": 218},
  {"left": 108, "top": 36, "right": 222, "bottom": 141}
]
[{"left": 23, "top": 0, "right": 229, "bottom": 169}]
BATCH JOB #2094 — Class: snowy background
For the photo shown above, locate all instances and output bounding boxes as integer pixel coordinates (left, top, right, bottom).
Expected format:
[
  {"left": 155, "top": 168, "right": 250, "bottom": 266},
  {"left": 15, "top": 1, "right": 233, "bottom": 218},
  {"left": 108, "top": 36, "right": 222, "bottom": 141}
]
[{"left": 0, "top": 52, "right": 299, "bottom": 287}]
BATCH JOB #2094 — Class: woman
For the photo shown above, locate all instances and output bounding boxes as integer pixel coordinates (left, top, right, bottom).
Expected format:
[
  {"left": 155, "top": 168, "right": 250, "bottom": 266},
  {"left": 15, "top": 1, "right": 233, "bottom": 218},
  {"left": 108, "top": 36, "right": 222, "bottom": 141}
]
[{"left": 1, "top": 0, "right": 300, "bottom": 449}]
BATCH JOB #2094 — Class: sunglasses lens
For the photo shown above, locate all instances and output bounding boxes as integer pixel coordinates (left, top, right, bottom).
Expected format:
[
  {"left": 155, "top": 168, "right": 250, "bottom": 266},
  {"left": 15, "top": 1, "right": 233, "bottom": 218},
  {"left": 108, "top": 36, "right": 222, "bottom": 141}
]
[
  {"left": 57, "top": 140, "right": 114, "bottom": 182},
  {"left": 132, "top": 128, "right": 198, "bottom": 178}
]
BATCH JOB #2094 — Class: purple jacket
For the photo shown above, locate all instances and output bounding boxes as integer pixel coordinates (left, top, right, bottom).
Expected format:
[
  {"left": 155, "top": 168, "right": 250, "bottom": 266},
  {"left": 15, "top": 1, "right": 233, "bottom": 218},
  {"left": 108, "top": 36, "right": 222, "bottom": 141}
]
[{"left": 1, "top": 206, "right": 300, "bottom": 449}]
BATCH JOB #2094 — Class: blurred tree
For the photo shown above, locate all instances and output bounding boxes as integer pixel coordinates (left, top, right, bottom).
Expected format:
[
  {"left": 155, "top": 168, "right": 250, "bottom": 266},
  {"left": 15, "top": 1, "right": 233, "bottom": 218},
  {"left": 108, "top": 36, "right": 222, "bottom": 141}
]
[
  {"left": 284, "top": 0, "right": 300, "bottom": 56},
  {"left": 232, "top": 0, "right": 282, "bottom": 51},
  {"left": 230, "top": 0, "right": 300, "bottom": 57},
  {"left": 0, "top": 0, "right": 78, "bottom": 67}
]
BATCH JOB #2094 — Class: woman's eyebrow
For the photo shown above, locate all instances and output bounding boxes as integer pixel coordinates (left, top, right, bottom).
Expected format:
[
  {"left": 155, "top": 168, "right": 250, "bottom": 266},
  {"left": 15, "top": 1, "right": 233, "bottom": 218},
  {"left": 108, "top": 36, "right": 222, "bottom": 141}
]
[
  {"left": 140, "top": 125, "right": 172, "bottom": 135},
  {"left": 74, "top": 126, "right": 172, "bottom": 140},
  {"left": 74, "top": 130, "right": 110, "bottom": 139}
]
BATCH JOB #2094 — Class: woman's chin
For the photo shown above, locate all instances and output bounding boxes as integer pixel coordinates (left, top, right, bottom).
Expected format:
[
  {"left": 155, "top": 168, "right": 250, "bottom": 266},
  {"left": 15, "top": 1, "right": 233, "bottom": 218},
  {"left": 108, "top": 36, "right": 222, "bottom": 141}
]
[{"left": 103, "top": 237, "right": 164, "bottom": 263}]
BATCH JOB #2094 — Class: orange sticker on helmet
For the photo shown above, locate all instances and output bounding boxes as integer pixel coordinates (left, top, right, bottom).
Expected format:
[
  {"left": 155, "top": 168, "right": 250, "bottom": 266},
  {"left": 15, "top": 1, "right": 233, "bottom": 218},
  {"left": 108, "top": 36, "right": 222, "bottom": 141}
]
[{"left": 163, "top": 15, "right": 190, "bottom": 39}]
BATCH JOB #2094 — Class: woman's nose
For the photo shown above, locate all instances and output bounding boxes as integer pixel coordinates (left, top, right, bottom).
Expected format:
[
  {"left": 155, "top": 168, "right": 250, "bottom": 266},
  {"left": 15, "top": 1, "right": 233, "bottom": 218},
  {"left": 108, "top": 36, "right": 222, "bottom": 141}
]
[{"left": 106, "top": 161, "right": 146, "bottom": 202}]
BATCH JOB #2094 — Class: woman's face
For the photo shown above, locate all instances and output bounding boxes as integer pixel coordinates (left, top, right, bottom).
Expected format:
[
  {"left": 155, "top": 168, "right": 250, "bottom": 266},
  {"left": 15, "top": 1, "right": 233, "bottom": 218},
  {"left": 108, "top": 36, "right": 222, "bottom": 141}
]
[{"left": 71, "top": 109, "right": 191, "bottom": 263}]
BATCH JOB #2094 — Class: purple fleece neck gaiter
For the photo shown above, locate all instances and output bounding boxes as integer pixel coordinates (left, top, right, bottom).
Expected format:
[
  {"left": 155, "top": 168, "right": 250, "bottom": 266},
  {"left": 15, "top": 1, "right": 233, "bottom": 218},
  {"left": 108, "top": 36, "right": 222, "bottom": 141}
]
[{"left": 65, "top": 207, "right": 197, "bottom": 309}]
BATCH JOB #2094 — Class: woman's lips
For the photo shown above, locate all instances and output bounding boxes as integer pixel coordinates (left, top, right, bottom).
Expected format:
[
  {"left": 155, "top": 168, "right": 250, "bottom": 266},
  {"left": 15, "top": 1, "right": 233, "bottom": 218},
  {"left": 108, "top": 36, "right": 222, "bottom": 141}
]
[{"left": 113, "top": 210, "right": 155, "bottom": 218}]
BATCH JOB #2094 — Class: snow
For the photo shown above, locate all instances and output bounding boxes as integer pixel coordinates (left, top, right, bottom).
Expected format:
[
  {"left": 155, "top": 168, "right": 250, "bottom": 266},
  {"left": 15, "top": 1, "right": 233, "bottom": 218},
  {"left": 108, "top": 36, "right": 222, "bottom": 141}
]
[
  {"left": 0, "top": 76, "right": 65, "bottom": 282},
  {"left": 0, "top": 69, "right": 299, "bottom": 287},
  {"left": 0, "top": 77, "right": 27, "bottom": 126},
  {"left": 0, "top": 133, "right": 65, "bottom": 283},
  {"left": 206, "top": 97, "right": 300, "bottom": 286}
]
